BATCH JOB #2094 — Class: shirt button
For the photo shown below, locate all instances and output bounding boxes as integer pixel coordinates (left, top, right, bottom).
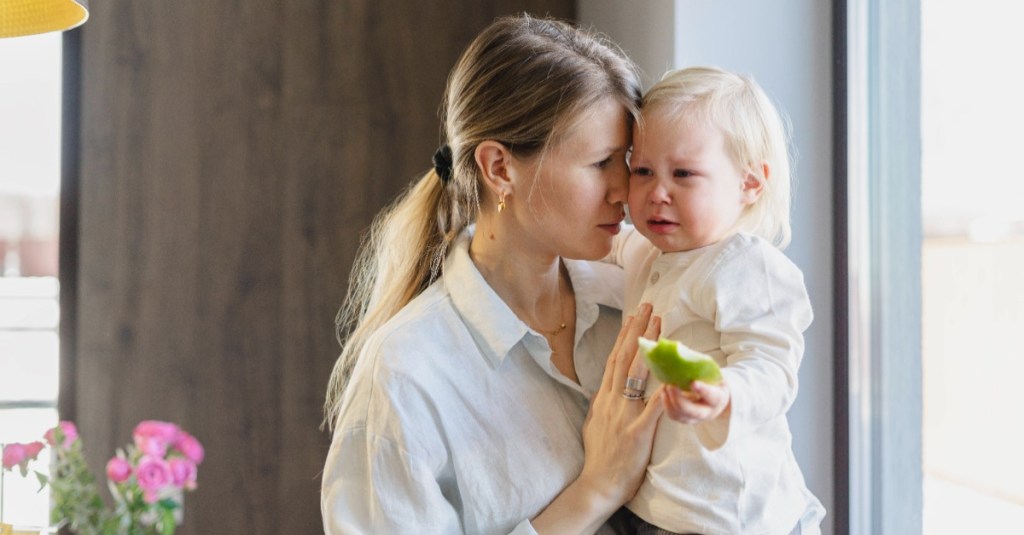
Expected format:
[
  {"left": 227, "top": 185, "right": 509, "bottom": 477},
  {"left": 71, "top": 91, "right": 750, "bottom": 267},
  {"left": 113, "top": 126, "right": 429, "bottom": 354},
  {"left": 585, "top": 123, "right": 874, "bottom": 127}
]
[{"left": 650, "top": 271, "right": 660, "bottom": 284}]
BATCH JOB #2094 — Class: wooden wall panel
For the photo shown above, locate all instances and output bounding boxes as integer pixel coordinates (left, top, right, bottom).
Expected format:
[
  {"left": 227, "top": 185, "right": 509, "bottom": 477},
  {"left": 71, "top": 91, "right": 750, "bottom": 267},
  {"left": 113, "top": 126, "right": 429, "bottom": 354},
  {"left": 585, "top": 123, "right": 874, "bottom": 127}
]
[{"left": 69, "top": 1, "right": 573, "bottom": 533}]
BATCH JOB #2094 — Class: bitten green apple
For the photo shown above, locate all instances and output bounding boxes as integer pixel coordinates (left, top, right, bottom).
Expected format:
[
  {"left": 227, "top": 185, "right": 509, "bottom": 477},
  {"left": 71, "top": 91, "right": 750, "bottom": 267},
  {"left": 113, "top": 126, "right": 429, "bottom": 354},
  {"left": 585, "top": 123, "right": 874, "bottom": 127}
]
[{"left": 638, "top": 337, "right": 723, "bottom": 391}]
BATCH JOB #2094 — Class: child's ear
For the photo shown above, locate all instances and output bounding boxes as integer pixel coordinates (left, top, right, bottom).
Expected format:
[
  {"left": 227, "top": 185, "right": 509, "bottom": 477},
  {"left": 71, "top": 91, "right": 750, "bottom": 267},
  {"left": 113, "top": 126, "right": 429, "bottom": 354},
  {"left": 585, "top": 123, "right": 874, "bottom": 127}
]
[
  {"left": 475, "top": 141, "right": 514, "bottom": 200},
  {"left": 741, "top": 161, "right": 769, "bottom": 204}
]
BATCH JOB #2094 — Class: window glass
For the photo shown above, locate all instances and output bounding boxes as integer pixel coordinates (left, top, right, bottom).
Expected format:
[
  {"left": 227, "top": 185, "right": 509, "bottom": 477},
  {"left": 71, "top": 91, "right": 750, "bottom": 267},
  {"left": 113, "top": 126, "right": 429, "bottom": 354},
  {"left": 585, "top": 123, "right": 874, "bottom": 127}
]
[
  {"left": 921, "top": 1, "right": 1024, "bottom": 532},
  {"left": 0, "top": 32, "right": 61, "bottom": 530}
]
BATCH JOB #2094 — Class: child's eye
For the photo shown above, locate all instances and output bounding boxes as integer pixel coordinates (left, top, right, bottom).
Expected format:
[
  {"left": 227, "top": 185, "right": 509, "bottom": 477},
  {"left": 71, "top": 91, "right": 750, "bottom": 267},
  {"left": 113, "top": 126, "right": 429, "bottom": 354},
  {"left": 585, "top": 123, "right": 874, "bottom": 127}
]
[
  {"left": 673, "top": 169, "right": 694, "bottom": 178},
  {"left": 631, "top": 166, "right": 653, "bottom": 176}
]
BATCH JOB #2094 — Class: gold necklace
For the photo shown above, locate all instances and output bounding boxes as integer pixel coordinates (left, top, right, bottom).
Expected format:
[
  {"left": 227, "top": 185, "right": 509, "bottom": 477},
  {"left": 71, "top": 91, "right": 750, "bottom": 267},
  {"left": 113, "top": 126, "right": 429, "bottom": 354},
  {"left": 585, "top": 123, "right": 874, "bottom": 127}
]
[
  {"left": 540, "top": 286, "right": 573, "bottom": 338},
  {"left": 539, "top": 273, "right": 568, "bottom": 337}
]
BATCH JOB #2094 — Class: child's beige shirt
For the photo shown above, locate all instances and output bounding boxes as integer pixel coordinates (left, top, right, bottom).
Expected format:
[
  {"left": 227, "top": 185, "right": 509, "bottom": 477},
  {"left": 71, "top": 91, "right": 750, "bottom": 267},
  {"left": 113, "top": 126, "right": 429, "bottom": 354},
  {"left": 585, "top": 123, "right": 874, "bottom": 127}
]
[{"left": 609, "top": 230, "right": 825, "bottom": 535}]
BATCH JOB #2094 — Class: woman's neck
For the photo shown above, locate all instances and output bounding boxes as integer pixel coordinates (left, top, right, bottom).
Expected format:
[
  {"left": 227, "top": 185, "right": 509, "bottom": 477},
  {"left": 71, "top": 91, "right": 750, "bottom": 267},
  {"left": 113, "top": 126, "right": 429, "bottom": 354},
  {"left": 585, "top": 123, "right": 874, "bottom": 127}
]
[
  {"left": 470, "top": 219, "right": 579, "bottom": 382},
  {"left": 469, "top": 227, "right": 563, "bottom": 324}
]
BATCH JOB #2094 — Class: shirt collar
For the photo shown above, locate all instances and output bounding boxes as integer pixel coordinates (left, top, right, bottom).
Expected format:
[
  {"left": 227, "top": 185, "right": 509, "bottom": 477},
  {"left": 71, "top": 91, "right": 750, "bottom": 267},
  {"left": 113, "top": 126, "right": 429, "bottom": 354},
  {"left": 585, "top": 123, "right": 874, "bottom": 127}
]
[
  {"left": 563, "top": 257, "right": 624, "bottom": 342},
  {"left": 444, "top": 231, "right": 530, "bottom": 369}
]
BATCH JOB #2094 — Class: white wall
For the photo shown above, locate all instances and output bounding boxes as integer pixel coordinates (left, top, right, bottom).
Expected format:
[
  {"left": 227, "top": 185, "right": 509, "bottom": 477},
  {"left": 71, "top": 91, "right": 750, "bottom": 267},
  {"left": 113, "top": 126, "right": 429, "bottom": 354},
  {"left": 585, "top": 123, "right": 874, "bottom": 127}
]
[
  {"left": 577, "top": 2, "right": 835, "bottom": 534},
  {"left": 577, "top": 0, "right": 675, "bottom": 89}
]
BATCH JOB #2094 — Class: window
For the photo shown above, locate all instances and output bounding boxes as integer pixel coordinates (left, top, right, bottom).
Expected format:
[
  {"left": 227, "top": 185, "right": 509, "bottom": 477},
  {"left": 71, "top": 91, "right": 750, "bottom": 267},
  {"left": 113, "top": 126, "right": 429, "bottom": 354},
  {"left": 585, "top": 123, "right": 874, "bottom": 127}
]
[
  {"left": 0, "top": 32, "right": 62, "bottom": 528},
  {"left": 841, "top": 0, "right": 922, "bottom": 533},
  {"left": 920, "top": 1, "right": 1024, "bottom": 532},
  {"left": 843, "top": 1, "right": 1024, "bottom": 534}
]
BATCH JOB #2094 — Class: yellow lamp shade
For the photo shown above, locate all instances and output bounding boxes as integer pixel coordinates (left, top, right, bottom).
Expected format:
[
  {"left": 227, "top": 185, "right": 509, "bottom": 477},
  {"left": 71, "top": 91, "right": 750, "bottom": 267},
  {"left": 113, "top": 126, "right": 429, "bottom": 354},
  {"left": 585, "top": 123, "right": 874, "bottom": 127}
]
[{"left": 0, "top": 0, "right": 88, "bottom": 38}]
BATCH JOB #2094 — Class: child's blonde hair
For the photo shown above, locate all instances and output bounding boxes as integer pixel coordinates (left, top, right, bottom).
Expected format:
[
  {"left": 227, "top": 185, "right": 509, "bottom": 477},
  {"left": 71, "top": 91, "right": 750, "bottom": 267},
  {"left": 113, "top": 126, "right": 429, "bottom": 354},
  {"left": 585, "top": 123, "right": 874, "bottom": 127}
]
[{"left": 643, "top": 66, "right": 793, "bottom": 248}]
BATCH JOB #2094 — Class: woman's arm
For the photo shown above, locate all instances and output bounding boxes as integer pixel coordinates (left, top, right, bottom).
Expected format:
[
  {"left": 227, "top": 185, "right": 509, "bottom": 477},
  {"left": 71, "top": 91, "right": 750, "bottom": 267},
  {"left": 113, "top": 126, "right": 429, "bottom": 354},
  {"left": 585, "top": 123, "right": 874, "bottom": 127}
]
[{"left": 531, "top": 304, "right": 665, "bottom": 534}]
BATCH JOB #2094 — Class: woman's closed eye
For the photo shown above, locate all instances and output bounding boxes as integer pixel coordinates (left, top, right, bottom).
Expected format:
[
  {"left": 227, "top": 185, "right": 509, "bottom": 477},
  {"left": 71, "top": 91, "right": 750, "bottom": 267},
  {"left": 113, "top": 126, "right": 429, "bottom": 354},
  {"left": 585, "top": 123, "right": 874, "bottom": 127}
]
[{"left": 594, "top": 156, "right": 614, "bottom": 169}]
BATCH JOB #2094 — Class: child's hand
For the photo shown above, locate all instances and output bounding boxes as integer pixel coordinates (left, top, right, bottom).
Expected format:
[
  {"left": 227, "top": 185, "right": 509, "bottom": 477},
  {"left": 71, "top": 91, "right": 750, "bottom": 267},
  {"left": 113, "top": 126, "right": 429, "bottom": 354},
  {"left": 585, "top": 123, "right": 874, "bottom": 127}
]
[{"left": 663, "top": 381, "right": 730, "bottom": 424}]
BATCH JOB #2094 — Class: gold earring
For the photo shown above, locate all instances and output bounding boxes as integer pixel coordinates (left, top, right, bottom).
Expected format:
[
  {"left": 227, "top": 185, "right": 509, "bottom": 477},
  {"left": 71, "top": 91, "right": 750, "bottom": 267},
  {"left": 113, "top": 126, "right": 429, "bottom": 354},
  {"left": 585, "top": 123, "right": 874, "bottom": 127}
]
[{"left": 498, "top": 192, "right": 507, "bottom": 213}]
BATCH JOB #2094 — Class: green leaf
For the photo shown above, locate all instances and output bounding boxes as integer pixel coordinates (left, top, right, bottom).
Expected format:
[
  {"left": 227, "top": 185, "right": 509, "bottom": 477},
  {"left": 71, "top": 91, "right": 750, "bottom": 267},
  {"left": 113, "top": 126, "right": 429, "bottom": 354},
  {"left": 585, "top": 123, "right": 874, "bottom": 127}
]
[
  {"left": 34, "top": 470, "right": 48, "bottom": 491},
  {"left": 160, "top": 507, "right": 177, "bottom": 535},
  {"left": 157, "top": 498, "right": 180, "bottom": 510}
]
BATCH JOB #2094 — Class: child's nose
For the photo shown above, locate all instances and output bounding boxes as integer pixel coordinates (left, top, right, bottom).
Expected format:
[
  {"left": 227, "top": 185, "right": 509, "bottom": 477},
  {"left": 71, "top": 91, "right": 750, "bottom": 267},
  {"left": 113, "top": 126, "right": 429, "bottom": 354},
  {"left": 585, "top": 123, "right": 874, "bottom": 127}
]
[{"left": 649, "top": 181, "right": 671, "bottom": 204}]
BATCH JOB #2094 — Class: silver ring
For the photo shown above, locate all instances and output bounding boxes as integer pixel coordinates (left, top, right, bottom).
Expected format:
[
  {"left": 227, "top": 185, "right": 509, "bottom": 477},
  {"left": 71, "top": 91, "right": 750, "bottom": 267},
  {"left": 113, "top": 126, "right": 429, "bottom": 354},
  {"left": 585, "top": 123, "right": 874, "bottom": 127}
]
[
  {"left": 622, "top": 388, "right": 644, "bottom": 400},
  {"left": 625, "top": 376, "right": 647, "bottom": 392}
]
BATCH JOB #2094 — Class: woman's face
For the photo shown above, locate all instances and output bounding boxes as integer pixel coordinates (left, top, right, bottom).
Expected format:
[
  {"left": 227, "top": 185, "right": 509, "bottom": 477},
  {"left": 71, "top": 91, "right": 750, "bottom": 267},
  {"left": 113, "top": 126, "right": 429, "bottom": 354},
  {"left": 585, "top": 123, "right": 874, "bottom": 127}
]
[{"left": 509, "top": 97, "right": 631, "bottom": 261}]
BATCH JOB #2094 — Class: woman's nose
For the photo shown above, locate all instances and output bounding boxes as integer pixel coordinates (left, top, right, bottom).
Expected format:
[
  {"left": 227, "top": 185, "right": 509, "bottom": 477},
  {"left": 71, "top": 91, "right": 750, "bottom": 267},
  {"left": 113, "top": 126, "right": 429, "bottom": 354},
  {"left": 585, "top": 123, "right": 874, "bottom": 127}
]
[{"left": 607, "top": 163, "right": 629, "bottom": 204}]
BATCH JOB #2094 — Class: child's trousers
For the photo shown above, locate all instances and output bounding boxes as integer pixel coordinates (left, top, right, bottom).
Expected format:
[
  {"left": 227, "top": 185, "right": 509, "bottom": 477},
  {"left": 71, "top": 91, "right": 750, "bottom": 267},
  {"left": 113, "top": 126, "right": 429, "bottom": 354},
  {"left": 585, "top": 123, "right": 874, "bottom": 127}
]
[{"left": 605, "top": 506, "right": 802, "bottom": 535}]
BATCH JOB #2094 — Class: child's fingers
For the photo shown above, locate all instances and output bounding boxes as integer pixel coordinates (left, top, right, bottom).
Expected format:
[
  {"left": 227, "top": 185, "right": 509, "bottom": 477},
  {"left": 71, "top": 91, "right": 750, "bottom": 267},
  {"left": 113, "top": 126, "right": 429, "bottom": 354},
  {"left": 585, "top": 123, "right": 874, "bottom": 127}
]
[
  {"left": 663, "top": 386, "right": 697, "bottom": 423},
  {"left": 691, "top": 381, "right": 730, "bottom": 412},
  {"left": 663, "top": 385, "right": 722, "bottom": 424}
]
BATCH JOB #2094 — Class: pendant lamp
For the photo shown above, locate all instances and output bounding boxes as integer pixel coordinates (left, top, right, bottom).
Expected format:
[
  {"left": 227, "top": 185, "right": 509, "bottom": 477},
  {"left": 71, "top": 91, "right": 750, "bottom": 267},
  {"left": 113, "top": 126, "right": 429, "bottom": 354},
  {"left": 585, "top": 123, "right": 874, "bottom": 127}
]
[{"left": 0, "top": 0, "right": 88, "bottom": 38}]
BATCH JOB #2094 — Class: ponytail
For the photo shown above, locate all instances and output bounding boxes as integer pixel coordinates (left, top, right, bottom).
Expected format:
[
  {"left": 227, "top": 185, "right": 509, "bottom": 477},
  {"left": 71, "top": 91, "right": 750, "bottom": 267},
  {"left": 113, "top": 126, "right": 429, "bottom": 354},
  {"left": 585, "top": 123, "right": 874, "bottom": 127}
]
[{"left": 323, "top": 169, "right": 458, "bottom": 430}]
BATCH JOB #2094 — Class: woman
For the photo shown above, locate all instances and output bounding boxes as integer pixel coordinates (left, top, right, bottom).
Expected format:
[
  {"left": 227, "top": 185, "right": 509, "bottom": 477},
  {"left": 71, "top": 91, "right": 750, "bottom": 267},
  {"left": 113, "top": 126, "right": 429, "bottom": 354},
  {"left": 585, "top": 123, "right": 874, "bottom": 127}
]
[{"left": 322, "top": 14, "right": 663, "bottom": 534}]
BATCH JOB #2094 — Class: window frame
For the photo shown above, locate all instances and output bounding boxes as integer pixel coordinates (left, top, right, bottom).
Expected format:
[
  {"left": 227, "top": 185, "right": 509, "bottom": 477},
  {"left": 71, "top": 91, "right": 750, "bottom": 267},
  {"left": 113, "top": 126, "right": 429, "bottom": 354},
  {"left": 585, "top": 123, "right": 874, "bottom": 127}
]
[
  {"left": 837, "top": 0, "right": 923, "bottom": 533},
  {"left": 58, "top": 27, "right": 82, "bottom": 423}
]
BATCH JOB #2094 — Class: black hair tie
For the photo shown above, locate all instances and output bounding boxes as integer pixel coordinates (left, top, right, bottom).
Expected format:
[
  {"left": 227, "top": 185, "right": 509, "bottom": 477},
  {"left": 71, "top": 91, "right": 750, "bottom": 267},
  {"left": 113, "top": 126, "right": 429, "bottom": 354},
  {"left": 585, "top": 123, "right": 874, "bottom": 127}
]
[{"left": 432, "top": 145, "right": 453, "bottom": 184}]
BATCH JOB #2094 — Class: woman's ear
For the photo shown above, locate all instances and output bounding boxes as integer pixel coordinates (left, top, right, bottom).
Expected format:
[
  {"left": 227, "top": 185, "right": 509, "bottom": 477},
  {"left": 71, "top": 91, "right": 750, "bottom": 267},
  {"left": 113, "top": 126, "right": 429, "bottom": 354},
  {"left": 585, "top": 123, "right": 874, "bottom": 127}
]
[
  {"left": 741, "top": 161, "right": 769, "bottom": 204},
  {"left": 475, "top": 141, "right": 514, "bottom": 199}
]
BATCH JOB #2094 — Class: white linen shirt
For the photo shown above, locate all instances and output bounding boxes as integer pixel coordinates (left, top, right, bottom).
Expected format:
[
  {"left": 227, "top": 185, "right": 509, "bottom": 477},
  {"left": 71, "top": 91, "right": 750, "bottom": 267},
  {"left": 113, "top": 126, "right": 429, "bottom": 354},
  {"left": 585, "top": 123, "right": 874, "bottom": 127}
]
[
  {"left": 609, "top": 230, "right": 826, "bottom": 535},
  {"left": 322, "top": 231, "right": 624, "bottom": 534}
]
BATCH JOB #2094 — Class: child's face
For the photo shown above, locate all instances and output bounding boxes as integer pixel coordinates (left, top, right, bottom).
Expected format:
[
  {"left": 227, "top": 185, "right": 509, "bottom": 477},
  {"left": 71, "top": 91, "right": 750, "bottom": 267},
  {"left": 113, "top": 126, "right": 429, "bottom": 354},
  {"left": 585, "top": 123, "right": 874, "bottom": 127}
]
[{"left": 628, "top": 112, "right": 758, "bottom": 253}]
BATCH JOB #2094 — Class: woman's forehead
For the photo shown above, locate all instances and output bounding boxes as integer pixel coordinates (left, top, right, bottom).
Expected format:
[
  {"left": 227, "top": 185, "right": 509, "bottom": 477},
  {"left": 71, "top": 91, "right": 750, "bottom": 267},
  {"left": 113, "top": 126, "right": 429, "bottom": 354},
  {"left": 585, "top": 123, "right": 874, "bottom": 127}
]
[{"left": 552, "top": 98, "right": 631, "bottom": 154}]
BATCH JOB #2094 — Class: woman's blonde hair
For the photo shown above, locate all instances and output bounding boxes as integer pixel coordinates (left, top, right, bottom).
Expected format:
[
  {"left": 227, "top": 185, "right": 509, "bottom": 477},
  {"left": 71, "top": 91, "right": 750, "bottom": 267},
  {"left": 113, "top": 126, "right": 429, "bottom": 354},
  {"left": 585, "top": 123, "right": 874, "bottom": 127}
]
[
  {"left": 643, "top": 66, "right": 794, "bottom": 248},
  {"left": 324, "top": 14, "right": 641, "bottom": 429}
]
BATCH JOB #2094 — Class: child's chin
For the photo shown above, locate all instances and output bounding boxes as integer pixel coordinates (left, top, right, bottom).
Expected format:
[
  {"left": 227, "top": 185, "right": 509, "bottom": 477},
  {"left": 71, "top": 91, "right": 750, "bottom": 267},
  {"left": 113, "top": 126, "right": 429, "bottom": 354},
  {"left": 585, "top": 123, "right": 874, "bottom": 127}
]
[{"left": 644, "top": 234, "right": 692, "bottom": 254}]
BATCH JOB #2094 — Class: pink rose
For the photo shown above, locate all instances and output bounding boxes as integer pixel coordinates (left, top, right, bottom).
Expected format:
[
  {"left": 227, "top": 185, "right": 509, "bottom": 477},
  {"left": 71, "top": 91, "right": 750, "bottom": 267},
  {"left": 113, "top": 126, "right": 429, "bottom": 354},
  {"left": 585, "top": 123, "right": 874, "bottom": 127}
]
[
  {"left": 168, "top": 457, "right": 198, "bottom": 490},
  {"left": 106, "top": 456, "right": 133, "bottom": 483},
  {"left": 23, "top": 441, "right": 45, "bottom": 460},
  {"left": 2, "top": 443, "right": 27, "bottom": 470},
  {"left": 133, "top": 420, "right": 181, "bottom": 458},
  {"left": 2, "top": 441, "right": 43, "bottom": 475},
  {"left": 173, "top": 432, "right": 204, "bottom": 465},
  {"left": 135, "top": 455, "right": 172, "bottom": 504},
  {"left": 43, "top": 421, "right": 79, "bottom": 449}
]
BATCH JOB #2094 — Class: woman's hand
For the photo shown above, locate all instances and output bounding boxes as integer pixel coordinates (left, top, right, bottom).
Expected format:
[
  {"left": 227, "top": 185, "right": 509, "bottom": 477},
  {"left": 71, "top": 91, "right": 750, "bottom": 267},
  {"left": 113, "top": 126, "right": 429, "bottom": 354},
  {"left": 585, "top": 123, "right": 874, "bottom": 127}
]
[
  {"left": 578, "top": 303, "right": 664, "bottom": 506},
  {"left": 532, "top": 304, "right": 664, "bottom": 534},
  {"left": 663, "top": 381, "right": 731, "bottom": 425}
]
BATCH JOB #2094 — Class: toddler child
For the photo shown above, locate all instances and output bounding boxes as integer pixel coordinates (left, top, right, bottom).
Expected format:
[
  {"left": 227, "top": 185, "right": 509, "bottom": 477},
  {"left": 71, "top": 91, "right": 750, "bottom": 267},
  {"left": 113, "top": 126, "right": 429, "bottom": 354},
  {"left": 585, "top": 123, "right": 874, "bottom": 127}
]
[{"left": 609, "top": 66, "right": 825, "bottom": 535}]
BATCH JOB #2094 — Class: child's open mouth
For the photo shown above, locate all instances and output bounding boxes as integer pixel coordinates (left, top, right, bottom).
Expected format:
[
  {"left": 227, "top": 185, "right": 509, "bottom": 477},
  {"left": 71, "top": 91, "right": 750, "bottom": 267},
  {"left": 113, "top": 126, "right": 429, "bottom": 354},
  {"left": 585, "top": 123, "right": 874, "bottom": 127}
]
[{"left": 646, "top": 218, "right": 679, "bottom": 234}]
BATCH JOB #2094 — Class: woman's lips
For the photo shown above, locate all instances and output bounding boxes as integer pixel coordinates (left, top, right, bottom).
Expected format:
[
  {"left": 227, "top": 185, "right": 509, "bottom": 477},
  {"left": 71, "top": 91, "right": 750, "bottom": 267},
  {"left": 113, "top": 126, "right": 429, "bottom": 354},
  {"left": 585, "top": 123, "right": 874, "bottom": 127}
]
[{"left": 598, "top": 215, "right": 624, "bottom": 234}]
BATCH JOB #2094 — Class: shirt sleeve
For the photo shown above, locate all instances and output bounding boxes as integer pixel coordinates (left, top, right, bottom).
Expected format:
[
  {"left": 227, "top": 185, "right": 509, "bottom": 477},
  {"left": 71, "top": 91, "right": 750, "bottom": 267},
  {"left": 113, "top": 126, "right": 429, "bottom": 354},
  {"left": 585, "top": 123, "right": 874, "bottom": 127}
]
[
  {"left": 322, "top": 425, "right": 463, "bottom": 534},
  {"left": 696, "top": 240, "right": 813, "bottom": 447}
]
